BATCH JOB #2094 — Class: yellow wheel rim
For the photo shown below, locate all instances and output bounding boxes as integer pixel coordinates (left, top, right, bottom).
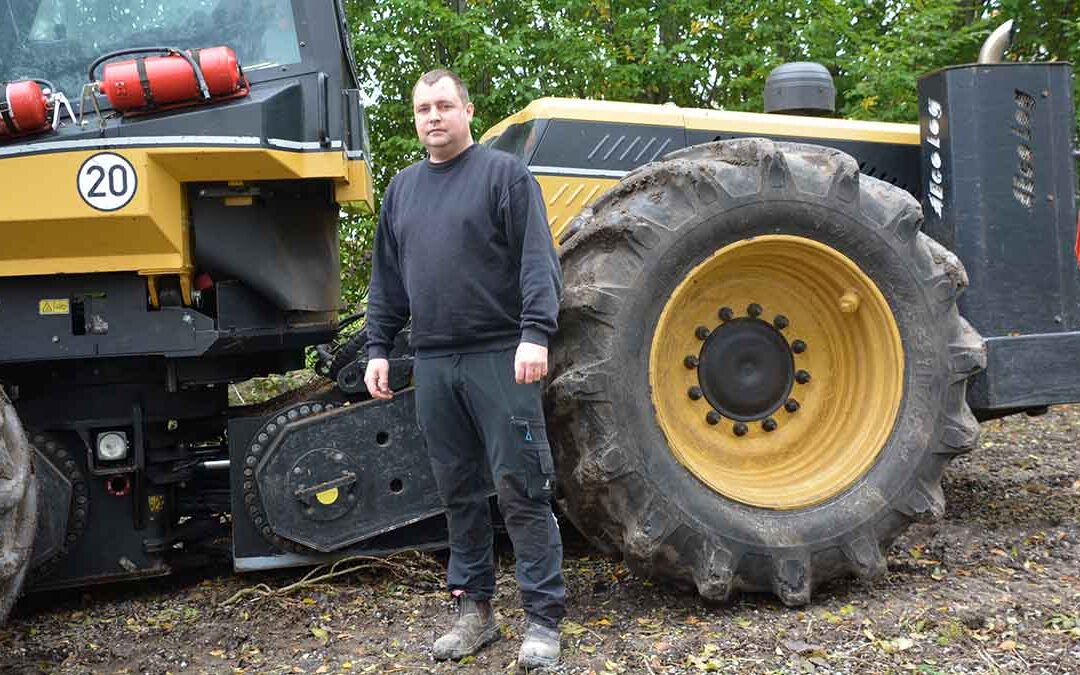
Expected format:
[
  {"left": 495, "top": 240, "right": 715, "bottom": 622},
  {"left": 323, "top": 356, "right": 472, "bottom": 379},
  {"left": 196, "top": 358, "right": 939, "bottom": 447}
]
[{"left": 649, "top": 235, "right": 904, "bottom": 509}]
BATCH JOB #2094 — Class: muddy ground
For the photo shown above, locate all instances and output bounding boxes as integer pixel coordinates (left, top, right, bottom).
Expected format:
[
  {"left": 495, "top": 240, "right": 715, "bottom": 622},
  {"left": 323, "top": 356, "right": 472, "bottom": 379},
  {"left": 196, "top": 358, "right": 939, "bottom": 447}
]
[{"left": 1, "top": 405, "right": 1078, "bottom": 674}]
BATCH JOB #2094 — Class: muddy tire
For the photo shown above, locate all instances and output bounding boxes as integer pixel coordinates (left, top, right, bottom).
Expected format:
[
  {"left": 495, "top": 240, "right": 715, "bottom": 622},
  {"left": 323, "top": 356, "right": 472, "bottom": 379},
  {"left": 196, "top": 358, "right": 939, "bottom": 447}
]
[
  {"left": 548, "top": 138, "right": 985, "bottom": 604},
  {"left": 1, "top": 388, "right": 37, "bottom": 623}
]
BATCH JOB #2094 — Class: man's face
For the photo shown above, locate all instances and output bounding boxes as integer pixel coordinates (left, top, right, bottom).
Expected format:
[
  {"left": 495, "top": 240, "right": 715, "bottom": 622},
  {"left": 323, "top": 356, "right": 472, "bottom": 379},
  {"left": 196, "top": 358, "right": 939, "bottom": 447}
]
[{"left": 413, "top": 77, "right": 474, "bottom": 158}]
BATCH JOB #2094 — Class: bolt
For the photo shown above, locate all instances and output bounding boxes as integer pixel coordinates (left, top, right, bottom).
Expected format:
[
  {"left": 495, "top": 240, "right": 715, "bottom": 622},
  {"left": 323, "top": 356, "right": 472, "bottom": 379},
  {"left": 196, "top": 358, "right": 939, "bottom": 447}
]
[
  {"left": 733, "top": 422, "right": 748, "bottom": 437},
  {"left": 718, "top": 306, "right": 734, "bottom": 322},
  {"left": 51, "top": 335, "right": 59, "bottom": 343},
  {"left": 706, "top": 411, "right": 721, "bottom": 425},
  {"left": 839, "top": 291, "right": 860, "bottom": 314},
  {"left": 688, "top": 386, "right": 703, "bottom": 401},
  {"left": 747, "top": 303, "right": 763, "bottom": 318},
  {"left": 182, "top": 314, "right": 193, "bottom": 324},
  {"left": 695, "top": 325, "right": 710, "bottom": 340},
  {"left": 792, "top": 339, "right": 807, "bottom": 354},
  {"left": 762, "top": 417, "right": 778, "bottom": 432},
  {"left": 684, "top": 355, "right": 700, "bottom": 369},
  {"left": 773, "top": 315, "right": 789, "bottom": 330},
  {"left": 293, "top": 467, "right": 303, "bottom": 475},
  {"left": 795, "top": 370, "right": 811, "bottom": 384},
  {"left": 784, "top": 398, "right": 800, "bottom": 413}
]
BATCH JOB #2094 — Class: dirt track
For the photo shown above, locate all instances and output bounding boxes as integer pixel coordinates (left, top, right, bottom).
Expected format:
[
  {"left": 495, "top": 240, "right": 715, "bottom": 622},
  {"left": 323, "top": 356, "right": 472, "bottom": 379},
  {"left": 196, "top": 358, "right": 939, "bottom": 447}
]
[{"left": 1, "top": 406, "right": 1078, "bottom": 674}]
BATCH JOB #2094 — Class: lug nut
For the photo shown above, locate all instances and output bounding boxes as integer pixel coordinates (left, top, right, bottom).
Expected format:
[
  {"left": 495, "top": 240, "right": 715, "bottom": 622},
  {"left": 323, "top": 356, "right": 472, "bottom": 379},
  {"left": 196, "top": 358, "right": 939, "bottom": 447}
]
[
  {"left": 718, "top": 306, "right": 734, "bottom": 322},
  {"left": 688, "top": 386, "right": 703, "bottom": 400},
  {"left": 795, "top": 370, "right": 811, "bottom": 384},
  {"left": 784, "top": 398, "right": 800, "bottom": 413},
  {"left": 684, "top": 355, "right": 700, "bottom": 369},
  {"left": 706, "top": 411, "right": 721, "bottom": 425},
  {"left": 791, "top": 339, "right": 807, "bottom": 354},
  {"left": 747, "top": 303, "right": 763, "bottom": 318},
  {"left": 762, "top": 417, "right": 778, "bottom": 432},
  {"left": 773, "top": 315, "right": 789, "bottom": 330},
  {"left": 695, "top": 325, "right": 711, "bottom": 340},
  {"left": 733, "top": 422, "right": 749, "bottom": 437}
]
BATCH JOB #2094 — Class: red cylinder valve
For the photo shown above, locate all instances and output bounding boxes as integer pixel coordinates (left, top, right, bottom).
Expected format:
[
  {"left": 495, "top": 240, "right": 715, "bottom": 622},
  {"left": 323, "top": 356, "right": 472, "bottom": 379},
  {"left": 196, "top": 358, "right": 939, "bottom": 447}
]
[
  {"left": 101, "top": 46, "right": 245, "bottom": 112},
  {"left": 0, "top": 80, "right": 50, "bottom": 138}
]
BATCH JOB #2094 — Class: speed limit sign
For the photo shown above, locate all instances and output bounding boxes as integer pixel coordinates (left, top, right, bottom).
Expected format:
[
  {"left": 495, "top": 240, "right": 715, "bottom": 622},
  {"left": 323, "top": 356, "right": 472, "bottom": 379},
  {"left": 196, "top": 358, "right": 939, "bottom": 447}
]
[{"left": 77, "top": 152, "right": 138, "bottom": 211}]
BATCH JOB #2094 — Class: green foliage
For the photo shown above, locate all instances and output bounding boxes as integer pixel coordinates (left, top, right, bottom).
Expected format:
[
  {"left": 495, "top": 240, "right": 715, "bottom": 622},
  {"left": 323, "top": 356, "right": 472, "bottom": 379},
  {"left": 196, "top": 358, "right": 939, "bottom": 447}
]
[{"left": 337, "top": 0, "right": 1080, "bottom": 306}]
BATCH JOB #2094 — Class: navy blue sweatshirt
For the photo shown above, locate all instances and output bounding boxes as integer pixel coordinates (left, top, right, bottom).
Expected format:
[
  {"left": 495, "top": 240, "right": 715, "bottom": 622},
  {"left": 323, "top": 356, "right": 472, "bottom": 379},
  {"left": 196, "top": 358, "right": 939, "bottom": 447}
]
[{"left": 365, "top": 144, "right": 562, "bottom": 359}]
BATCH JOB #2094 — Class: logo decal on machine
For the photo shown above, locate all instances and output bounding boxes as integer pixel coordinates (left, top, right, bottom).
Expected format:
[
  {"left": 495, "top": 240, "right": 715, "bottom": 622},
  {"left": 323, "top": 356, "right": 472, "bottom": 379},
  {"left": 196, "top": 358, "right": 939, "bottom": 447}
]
[
  {"left": 924, "top": 98, "right": 945, "bottom": 219},
  {"left": 77, "top": 152, "right": 138, "bottom": 211}
]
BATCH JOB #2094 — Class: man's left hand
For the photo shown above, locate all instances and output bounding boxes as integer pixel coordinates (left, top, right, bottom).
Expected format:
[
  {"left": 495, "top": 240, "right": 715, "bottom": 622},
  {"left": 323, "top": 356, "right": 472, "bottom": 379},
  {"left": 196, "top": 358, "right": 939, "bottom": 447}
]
[{"left": 515, "top": 342, "right": 548, "bottom": 384}]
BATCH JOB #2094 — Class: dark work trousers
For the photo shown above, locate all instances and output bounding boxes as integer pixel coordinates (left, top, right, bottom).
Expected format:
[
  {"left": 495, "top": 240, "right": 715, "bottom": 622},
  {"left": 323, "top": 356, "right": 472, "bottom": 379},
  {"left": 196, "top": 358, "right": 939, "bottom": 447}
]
[{"left": 413, "top": 346, "right": 566, "bottom": 629}]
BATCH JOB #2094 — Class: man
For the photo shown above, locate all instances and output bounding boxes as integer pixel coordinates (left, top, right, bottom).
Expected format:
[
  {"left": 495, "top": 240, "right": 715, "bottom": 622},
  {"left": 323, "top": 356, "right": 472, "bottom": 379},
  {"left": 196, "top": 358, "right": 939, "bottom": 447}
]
[{"left": 363, "top": 69, "right": 565, "bottom": 670}]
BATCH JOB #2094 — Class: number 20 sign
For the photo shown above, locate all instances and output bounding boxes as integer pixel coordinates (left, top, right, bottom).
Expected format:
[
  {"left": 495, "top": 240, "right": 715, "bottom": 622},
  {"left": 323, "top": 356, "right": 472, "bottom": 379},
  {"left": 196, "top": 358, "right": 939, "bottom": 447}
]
[{"left": 78, "top": 152, "right": 138, "bottom": 211}]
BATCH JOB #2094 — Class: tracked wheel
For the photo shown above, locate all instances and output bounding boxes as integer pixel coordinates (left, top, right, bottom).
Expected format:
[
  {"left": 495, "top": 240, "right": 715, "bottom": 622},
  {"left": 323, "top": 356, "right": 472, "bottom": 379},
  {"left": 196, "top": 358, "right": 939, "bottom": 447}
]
[
  {"left": 548, "top": 138, "right": 985, "bottom": 605},
  {"left": 1, "top": 389, "right": 37, "bottom": 623}
]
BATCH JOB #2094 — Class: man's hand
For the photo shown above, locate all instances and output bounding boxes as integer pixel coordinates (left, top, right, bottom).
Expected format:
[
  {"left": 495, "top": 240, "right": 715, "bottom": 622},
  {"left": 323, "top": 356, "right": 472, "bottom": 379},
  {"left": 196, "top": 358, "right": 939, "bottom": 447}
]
[
  {"left": 364, "top": 358, "right": 393, "bottom": 399},
  {"left": 515, "top": 342, "right": 548, "bottom": 384}
]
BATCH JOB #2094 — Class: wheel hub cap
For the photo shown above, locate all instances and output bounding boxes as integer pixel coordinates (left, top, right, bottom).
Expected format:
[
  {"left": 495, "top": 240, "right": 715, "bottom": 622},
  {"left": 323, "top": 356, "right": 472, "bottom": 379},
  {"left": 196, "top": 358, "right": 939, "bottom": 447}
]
[{"left": 698, "top": 318, "right": 793, "bottom": 422}]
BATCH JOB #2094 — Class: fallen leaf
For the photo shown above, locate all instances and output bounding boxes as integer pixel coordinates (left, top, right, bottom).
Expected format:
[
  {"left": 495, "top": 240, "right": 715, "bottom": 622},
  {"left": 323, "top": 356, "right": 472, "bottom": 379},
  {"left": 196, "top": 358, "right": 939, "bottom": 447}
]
[
  {"left": 561, "top": 621, "right": 586, "bottom": 636},
  {"left": 783, "top": 639, "right": 823, "bottom": 655},
  {"left": 310, "top": 626, "right": 330, "bottom": 645},
  {"left": 998, "top": 640, "right": 1018, "bottom": 651}
]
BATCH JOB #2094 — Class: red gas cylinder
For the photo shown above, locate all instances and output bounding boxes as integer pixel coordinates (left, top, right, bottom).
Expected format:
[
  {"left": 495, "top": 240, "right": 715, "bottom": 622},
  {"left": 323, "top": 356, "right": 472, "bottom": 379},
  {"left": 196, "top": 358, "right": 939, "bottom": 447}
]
[
  {"left": 0, "top": 80, "right": 49, "bottom": 138},
  {"left": 101, "top": 46, "right": 244, "bottom": 111}
]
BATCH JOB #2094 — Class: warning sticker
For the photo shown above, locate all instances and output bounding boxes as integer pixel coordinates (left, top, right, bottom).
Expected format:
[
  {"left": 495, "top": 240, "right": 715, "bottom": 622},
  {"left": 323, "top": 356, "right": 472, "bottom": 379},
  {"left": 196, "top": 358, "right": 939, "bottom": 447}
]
[{"left": 38, "top": 299, "right": 70, "bottom": 315}]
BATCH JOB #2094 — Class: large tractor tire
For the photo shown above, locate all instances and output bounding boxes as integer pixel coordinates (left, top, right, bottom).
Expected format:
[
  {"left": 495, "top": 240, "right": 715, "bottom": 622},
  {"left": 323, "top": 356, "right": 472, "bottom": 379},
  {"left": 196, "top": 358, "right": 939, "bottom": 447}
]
[
  {"left": 0, "top": 388, "right": 37, "bottom": 622},
  {"left": 548, "top": 138, "right": 985, "bottom": 605}
]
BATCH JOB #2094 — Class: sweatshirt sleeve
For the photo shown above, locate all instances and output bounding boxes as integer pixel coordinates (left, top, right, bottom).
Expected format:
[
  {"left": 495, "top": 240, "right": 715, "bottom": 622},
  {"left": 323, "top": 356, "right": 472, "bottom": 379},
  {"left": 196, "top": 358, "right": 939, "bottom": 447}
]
[
  {"left": 506, "top": 171, "right": 562, "bottom": 347},
  {"left": 365, "top": 182, "right": 410, "bottom": 360}
]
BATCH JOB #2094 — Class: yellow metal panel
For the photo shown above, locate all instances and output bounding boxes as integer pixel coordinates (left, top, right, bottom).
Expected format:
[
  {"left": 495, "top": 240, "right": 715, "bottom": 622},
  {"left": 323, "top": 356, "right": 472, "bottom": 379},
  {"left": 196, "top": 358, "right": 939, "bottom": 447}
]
[
  {"left": 334, "top": 158, "right": 374, "bottom": 209},
  {"left": 534, "top": 174, "right": 618, "bottom": 241},
  {"left": 684, "top": 108, "right": 919, "bottom": 145},
  {"left": 481, "top": 97, "right": 919, "bottom": 147},
  {"left": 0, "top": 146, "right": 368, "bottom": 279}
]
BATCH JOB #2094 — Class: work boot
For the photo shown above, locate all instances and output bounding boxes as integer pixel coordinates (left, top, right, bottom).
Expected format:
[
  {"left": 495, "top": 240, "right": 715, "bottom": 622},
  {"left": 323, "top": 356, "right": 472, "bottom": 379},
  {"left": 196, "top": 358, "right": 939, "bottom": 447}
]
[
  {"left": 517, "top": 620, "right": 560, "bottom": 671},
  {"left": 432, "top": 592, "right": 500, "bottom": 661}
]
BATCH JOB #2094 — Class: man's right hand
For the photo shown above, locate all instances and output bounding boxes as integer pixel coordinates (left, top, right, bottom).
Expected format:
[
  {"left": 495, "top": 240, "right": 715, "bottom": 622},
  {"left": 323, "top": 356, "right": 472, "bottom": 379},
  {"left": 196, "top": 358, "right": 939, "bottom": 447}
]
[{"left": 364, "top": 358, "right": 393, "bottom": 399}]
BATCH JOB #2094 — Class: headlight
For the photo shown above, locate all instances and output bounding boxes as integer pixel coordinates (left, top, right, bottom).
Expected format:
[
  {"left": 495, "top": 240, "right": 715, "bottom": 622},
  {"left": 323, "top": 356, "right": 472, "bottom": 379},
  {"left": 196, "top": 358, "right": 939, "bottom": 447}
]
[{"left": 96, "top": 431, "right": 129, "bottom": 461}]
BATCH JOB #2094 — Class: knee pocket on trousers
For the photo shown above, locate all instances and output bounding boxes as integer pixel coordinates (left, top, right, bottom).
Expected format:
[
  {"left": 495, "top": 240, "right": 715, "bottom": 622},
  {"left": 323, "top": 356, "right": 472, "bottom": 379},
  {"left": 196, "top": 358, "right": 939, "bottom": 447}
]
[{"left": 510, "top": 416, "right": 555, "bottom": 500}]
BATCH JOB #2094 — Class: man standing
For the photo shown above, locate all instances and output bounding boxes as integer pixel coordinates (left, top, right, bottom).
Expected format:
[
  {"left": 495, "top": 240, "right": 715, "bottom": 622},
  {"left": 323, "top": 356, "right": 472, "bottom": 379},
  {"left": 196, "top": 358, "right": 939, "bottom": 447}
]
[{"left": 363, "top": 69, "right": 565, "bottom": 669}]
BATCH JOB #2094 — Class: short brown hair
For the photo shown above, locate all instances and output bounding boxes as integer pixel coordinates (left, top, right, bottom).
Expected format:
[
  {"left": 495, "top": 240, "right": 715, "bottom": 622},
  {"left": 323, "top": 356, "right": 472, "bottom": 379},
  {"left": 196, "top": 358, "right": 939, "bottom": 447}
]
[{"left": 413, "top": 69, "right": 470, "bottom": 105}]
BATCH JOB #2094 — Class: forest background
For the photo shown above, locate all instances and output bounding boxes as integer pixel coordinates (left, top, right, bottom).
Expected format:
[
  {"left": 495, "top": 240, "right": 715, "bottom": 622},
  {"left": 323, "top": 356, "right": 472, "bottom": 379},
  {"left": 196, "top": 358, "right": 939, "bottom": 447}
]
[{"left": 337, "top": 0, "right": 1080, "bottom": 309}]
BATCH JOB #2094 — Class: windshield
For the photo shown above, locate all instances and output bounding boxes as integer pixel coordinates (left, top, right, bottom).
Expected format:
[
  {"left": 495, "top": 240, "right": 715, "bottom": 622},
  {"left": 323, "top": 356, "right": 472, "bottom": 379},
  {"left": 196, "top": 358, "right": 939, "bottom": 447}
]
[{"left": 0, "top": 0, "right": 301, "bottom": 97}]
